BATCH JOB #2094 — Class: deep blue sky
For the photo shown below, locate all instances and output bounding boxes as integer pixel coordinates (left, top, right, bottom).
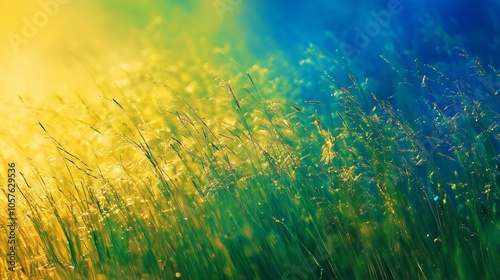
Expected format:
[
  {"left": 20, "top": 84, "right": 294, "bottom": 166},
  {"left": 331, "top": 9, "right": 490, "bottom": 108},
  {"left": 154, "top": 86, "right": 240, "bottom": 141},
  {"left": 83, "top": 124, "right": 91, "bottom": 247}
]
[
  {"left": 238, "top": 0, "right": 500, "bottom": 110},
  {"left": 245, "top": 0, "right": 500, "bottom": 67}
]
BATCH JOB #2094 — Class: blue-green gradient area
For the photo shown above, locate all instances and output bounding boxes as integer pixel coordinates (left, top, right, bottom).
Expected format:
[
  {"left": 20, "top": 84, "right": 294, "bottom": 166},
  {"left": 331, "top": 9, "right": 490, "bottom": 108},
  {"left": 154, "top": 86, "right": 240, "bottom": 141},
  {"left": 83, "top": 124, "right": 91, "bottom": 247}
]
[
  {"left": 243, "top": 0, "right": 500, "bottom": 155},
  {"left": 243, "top": 0, "right": 500, "bottom": 101},
  {"left": 242, "top": 0, "right": 500, "bottom": 206},
  {"left": 245, "top": 0, "right": 500, "bottom": 65}
]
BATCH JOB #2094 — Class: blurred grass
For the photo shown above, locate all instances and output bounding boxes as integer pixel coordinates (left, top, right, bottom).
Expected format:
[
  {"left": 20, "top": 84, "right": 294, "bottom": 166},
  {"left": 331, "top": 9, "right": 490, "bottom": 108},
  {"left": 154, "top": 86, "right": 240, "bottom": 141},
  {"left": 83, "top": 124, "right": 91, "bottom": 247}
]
[
  {"left": 1, "top": 1, "right": 500, "bottom": 280},
  {"left": 1, "top": 42, "right": 499, "bottom": 279}
]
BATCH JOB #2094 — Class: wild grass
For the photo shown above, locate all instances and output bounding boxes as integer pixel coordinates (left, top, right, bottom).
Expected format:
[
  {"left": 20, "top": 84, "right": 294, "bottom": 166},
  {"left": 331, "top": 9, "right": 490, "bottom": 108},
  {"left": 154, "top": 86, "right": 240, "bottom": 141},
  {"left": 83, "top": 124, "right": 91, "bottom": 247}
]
[{"left": 1, "top": 47, "right": 499, "bottom": 280}]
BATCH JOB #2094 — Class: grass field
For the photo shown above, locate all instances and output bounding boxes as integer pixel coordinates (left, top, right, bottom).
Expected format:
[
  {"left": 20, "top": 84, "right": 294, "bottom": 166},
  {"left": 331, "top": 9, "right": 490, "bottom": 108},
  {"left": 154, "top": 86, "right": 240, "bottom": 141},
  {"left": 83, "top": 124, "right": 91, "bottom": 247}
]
[{"left": 1, "top": 1, "right": 500, "bottom": 280}]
